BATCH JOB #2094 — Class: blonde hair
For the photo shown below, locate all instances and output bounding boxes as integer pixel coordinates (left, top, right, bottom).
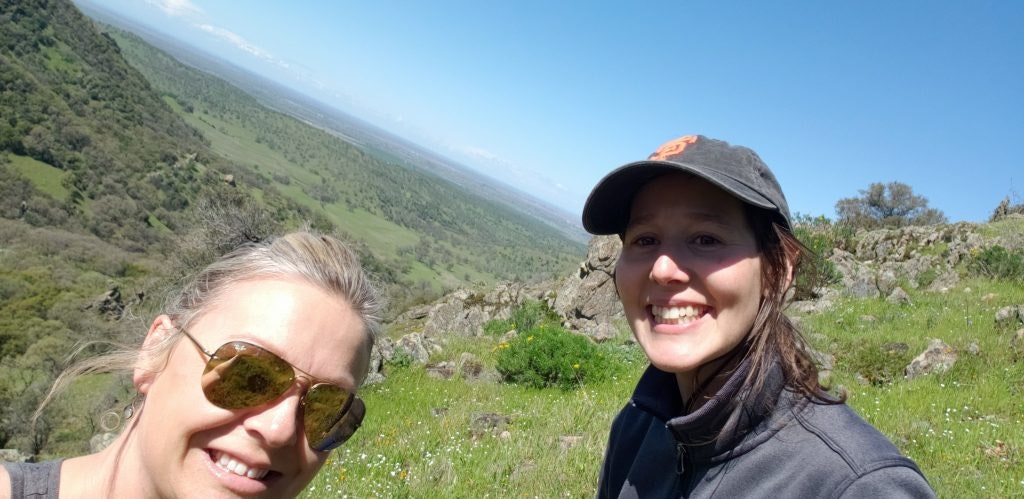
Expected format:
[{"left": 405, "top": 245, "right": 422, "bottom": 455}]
[{"left": 34, "top": 230, "right": 382, "bottom": 430}]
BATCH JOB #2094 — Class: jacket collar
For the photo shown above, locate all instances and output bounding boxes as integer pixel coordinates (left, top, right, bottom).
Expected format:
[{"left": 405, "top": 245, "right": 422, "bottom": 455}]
[{"left": 630, "top": 356, "right": 795, "bottom": 463}]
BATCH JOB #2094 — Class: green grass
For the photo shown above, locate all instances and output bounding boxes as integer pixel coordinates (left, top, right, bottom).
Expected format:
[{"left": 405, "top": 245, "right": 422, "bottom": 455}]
[
  {"left": 303, "top": 337, "right": 646, "bottom": 499},
  {"left": 182, "top": 106, "right": 425, "bottom": 262},
  {"left": 183, "top": 110, "right": 316, "bottom": 184},
  {"left": 6, "top": 153, "right": 70, "bottom": 202},
  {"left": 41, "top": 42, "right": 78, "bottom": 75},
  {"left": 803, "top": 278, "right": 1024, "bottom": 496},
  {"left": 978, "top": 216, "right": 1024, "bottom": 241}
]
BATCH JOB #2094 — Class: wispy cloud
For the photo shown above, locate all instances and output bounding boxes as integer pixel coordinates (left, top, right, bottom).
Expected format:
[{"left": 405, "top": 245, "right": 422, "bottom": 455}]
[
  {"left": 145, "top": 0, "right": 203, "bottom": 18},
  {"left": 142, "top": 0, "right": 326, "bottom": 96},
  {"left": 457, "top": 145, "right": 513, "bottom": 167},
  {"left": 196, "top": 24, "right": 276, "bottom": 62}
]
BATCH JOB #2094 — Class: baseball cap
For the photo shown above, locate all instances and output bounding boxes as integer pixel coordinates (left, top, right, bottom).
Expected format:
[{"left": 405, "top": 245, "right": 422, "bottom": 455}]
[{"left": 582, "top": 135, "right": 792, "bottom": 235}]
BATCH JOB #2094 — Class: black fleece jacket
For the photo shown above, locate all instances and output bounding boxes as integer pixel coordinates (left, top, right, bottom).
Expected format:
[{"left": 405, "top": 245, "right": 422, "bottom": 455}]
[{"left": 597, "top": 359, "right": 934, "bottom": 498}]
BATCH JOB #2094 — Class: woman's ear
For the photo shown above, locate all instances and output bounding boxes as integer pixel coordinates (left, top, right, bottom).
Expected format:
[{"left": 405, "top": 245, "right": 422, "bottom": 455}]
[{"left": 133, "top": 314, "right": 176, "bottom": 394}]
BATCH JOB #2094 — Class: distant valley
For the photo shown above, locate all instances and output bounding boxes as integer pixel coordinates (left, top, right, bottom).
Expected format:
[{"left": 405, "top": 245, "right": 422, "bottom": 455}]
[{"left": 76, "top": 0, "right": 587, "bottom": 245}]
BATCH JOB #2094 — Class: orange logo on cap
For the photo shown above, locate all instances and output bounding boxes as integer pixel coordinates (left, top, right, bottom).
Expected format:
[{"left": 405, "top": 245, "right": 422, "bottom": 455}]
[{"left": 648, "top": 135, "right": 698, "bottom": 161}]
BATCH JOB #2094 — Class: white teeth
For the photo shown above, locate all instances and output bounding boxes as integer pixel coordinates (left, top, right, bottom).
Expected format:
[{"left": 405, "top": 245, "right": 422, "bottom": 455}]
[
  {"left": 651, "top": 305, "right": 705, "bottom": 325},
  {"left": 213, "top": 451, "right": 269, "bottom": 480}
]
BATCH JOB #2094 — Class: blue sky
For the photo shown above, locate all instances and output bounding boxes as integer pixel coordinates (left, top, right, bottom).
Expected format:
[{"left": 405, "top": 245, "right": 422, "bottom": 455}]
[{"left": 77, "top": 0, "right": 1022, "bottom": 223}]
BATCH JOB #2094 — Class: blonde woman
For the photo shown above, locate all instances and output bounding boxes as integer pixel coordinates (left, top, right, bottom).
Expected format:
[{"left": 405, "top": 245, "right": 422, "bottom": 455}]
[{"left": 2, "top": 231, "right": 381, "bottom": 498}]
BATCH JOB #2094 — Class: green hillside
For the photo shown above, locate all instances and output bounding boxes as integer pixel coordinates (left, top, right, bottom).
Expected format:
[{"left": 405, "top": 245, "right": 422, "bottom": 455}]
[{"left": 104, "top": 26, "right": 582, "bottom": 290}]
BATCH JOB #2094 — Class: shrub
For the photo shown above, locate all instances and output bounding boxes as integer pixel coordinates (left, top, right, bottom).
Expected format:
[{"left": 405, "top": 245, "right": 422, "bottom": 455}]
[
  {"left": 791, "top": 215, "right": 843, "bottom": 300},
  {"left": 966, "top": 245, "right": 1024, "bottom": 281},
  {"left": 387, "top": 350, "right": 416, "bottom": 369},
  {"left": 482, "top": 318, "right": 513, "bottom": 336},
  {"left": 483, "top": 300, "right": 559, "bottom": 336},
  {"left": 916, "top": 267, "right": 938, "bottom": 288},
  {"left": 496, "top": 325, "right": 605, "bottom": 390},
  {"left": 510, "top": 300, "right": 559, "bottom": 332}
]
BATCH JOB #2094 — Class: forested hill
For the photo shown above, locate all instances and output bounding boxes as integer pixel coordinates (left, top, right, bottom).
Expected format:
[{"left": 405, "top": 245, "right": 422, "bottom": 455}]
[
  {"left": 0, "top": 0, "right": 214, "bottom": 247},
  {"left": 1, "top": 0, "right": 584, "bottom": 286}
]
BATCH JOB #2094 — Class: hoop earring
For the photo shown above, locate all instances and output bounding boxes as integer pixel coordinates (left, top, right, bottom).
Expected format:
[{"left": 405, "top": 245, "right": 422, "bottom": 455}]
[{"left": 99, "top": 393, "right": 145, "bottom": 432}]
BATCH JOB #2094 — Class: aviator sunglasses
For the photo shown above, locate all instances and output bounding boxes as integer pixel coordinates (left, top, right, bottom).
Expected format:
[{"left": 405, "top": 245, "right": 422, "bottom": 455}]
[{"left": 179, "top": 329, "right": 364, "bottom": 452}]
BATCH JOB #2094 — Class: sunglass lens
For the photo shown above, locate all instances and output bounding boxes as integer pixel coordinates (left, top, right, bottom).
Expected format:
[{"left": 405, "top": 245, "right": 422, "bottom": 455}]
[
  {"left": 304, "top": 384, "right": 363, "bottom": 451},
  {"left": 202, "top": 342, "right": 294, "bottom": 409}
]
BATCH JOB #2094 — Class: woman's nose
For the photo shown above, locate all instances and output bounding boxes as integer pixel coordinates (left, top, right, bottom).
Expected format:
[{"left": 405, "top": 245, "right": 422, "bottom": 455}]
[
  {"left": 650, "top": 253, "right": 691, "bottom": 285},
  {"left": 242, "top": 390, "right": 303, "bottom": 449}
]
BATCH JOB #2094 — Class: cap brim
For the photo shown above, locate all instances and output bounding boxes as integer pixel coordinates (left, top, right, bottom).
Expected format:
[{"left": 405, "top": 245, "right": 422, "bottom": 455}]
[{"left": 582, "top": 160, "right": 778, "bottom": 235}]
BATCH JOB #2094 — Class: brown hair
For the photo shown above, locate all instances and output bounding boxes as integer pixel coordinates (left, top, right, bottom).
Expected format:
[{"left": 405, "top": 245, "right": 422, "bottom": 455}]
[{"left": 742, "top": 205, "right": 843, "bottom": 404}]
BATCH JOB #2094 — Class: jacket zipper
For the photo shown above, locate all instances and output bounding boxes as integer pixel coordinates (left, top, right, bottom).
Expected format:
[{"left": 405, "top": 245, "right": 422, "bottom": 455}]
[{"left": 676, "top": 442, "right": 694, "bottom": 490}]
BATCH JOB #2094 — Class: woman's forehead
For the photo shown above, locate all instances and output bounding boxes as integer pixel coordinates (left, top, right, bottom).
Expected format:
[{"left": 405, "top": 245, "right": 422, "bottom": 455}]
[{"left": 629, "top": 173, "right": 748, "bottom": 222}]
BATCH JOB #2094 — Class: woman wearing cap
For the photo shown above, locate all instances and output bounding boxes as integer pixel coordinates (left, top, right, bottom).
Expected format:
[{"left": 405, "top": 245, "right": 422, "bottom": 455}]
[
  {"left": 585, "top": 136, "right": 933, "bottom": 497},
  {"left": 1, "top": 231, "right": 380, "bottom": 498}
]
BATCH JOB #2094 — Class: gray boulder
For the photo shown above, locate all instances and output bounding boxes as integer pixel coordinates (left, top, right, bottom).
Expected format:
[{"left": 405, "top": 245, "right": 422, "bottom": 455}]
[
  {"left": 364, "top": 372, "right": 385, "bottom": 386},
  {"left": 829, "top": 249, "right": 879, "bottom": 298},
  {"left": 456, "top": 352, "right": 492, "bottom": 381},
  {"left": 421, "top": 282, "right": 541, "bottom": 337},
  {"left": 469, "top": 412, "right": 511, "bottom": 438},
  {"left": 835, "top": 224, "right": 990, "bottom": 296},
  {"left": 425, "top": 361, "right": 456, "bottom": 380},
  {"left": 886, "top": 287, "right": 912, "bottom": 305},
  {"left": 995, "top": 305, "right": 1024, "bottom": 329},
  {"left": 1011, "top": 329, "right": 1024, "bottom": 353},
  {"left": 394, "top": 333, "right": 442, "bottom": 364},
  {"left": 905, "top": 339, "right": 958, "bottom": 380},
  {"left": 368, "top": 337, "right": 395, "bottom": 374},
  {"left": 553, "top": 236, "right": 624, "bottom": 337}
]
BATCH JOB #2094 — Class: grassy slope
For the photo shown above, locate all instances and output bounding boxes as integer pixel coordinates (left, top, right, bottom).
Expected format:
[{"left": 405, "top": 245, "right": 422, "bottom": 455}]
[
  {"left": 805, "top": 278, "right": 1024, "bottom": 496},
  {"left": 304, "top": 336, "right": 647, "bottom": 499},
  {"left": 5, "top": 153, "right": 69, "bottom": 202}
]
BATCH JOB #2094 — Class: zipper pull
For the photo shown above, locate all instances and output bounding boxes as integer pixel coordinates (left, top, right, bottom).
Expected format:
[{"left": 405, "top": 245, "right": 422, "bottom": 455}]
[{"left": 676, "top": 442, "right": 687, "bottom": 475}]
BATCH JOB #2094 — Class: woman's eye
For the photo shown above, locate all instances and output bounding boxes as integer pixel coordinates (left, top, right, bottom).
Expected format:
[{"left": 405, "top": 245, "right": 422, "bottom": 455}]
[
  {"left": 632, "top": 236, "right": 658, "bottom": 247},
  {"left": 693, "top": 235, "right": 720, "bottom": 246}
]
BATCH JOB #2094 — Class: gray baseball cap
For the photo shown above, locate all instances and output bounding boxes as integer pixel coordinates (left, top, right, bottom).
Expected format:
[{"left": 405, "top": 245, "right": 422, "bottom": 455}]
[{"left": 582, "top": 135, "right": 792, "bottom": 235}]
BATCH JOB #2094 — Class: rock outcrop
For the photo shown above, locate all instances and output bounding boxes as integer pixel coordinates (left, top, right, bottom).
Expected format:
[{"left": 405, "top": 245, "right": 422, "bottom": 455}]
[
  {"left": 421, "top": 282, "right": 542, "bottom": 338},
  {"left": 828, "top": 224, "right": 990, "bottom": 297},
  {"left": 551, "top": 235, "right": 624, "bottom": 339}
]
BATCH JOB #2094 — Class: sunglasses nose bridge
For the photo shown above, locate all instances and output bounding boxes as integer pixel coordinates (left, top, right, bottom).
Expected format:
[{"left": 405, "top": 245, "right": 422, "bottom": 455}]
[
  {"left": 293, "top": 373, "right": 316, "bottom": 397},
  {"left": 239, "top": 388, "right": 306, "bottom": 449}
]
